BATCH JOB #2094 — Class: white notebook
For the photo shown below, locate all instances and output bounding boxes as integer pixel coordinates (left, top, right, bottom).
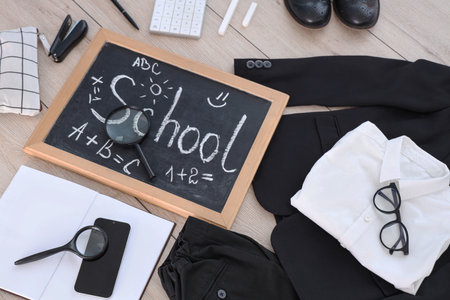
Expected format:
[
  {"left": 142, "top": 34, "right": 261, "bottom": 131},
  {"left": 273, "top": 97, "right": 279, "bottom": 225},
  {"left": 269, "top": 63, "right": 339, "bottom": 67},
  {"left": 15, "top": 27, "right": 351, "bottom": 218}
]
[{"left": 0, "top": 166, "right": 174, "bottom": 300}]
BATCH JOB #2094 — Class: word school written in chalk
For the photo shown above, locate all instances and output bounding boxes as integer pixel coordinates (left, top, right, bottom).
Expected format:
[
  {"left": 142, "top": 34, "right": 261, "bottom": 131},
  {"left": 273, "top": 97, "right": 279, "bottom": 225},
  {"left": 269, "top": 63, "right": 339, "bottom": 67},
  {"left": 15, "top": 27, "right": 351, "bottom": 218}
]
[{"left": 76, "top": 56, "right": 249, "bottom": 178}]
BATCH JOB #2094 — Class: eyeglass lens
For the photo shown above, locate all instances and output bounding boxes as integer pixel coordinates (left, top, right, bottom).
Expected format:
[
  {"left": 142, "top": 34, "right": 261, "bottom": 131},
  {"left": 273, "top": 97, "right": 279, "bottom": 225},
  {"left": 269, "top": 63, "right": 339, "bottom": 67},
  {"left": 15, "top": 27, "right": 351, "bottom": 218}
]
[
  {"left": 374, "top": 186, "right": 400, "bottom": 213},
  {"left": 380, "top": 221, "right": 408, "bottom": 251},
  {"left": 75, "top": 228, "right": 108, "bottom": 257}
]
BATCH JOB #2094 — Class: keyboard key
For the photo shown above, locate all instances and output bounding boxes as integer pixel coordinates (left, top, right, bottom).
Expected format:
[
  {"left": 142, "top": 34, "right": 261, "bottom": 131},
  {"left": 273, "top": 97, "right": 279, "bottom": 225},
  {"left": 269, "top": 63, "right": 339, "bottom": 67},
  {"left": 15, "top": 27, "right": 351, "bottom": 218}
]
[{"left": 150, "top": 0, "right": 206, "bottom": 39}]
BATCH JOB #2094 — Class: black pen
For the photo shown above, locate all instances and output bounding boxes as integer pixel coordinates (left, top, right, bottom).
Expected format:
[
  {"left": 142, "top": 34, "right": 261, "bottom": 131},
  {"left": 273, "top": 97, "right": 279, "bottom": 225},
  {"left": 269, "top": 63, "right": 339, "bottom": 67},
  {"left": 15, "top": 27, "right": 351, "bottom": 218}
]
[{"left": 110, "top": 0, "right": 140, "bottom": 30}]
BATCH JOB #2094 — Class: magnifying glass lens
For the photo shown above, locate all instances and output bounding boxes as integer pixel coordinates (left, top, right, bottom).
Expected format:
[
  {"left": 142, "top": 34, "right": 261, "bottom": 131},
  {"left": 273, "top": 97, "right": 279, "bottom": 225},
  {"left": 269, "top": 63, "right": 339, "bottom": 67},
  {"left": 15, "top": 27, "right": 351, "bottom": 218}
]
[
  {"left": 105, "top": 106, "right": 155, "bottom": 180},
  {"left": 75, "top": 228, "right": 107, "bottom": 257},
  {"left": 106, "top": 107, "right": 150, "bottom": 144}
]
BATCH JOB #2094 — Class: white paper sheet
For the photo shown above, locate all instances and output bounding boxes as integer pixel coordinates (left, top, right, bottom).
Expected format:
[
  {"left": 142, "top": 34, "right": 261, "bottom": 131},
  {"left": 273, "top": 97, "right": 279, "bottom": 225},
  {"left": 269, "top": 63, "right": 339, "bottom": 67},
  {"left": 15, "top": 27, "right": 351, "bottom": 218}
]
[{"left": 0, "top": 166, "right": 173, "bottom": 300}]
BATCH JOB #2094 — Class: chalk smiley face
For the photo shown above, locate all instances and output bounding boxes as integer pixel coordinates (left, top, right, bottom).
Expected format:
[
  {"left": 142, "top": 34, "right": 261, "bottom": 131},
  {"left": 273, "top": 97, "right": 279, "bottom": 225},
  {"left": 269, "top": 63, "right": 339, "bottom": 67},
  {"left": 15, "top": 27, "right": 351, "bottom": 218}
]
[{"left": 207, "top": 92, "right": 230, "bottom": 108}]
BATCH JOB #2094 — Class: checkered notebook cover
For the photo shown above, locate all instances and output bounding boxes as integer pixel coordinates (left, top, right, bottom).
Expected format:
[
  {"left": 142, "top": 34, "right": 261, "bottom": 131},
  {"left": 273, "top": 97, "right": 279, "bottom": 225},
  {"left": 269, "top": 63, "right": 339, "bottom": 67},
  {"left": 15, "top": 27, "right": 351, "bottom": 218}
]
[{"left": 0, "top": 26, "right": 41, "bottom": 116}]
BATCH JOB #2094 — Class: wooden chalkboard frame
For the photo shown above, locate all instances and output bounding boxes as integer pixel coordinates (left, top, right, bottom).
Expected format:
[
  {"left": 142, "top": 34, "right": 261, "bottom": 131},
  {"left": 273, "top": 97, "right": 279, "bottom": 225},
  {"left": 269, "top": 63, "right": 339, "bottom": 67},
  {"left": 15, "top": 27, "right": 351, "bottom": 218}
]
[{"left": 24, "top": 29, "right": 288, "bottom": 229}]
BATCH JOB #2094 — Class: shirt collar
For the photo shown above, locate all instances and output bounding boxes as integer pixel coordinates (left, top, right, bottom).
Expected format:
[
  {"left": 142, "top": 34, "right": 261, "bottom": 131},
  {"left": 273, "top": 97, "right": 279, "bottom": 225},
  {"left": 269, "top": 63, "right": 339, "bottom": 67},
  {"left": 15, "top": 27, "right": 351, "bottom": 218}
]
[{"left": 380, "top": 136, "right": 450, "bottom": 199}]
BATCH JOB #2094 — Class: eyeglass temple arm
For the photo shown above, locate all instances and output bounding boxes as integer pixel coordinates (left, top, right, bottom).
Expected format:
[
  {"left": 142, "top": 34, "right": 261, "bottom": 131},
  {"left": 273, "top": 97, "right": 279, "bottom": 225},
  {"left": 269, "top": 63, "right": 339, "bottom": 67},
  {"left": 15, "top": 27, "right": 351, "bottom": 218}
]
[{"left": 14, "top": 244, "right": 68, "bottom": 265}]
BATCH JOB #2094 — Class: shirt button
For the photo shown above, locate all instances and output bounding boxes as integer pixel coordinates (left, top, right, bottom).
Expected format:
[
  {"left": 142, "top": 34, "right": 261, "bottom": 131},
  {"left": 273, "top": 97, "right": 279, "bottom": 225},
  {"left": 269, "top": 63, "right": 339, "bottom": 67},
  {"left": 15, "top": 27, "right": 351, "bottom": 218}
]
[
  {"left": 263, "top": 60, "right": 272, "bottom": 68},
  {"left": 246, "top": 60, "right": 255, "bottom": 69},
  {"left": 254, "top": 60, "right": 264, "bottom": 68},
  {"left": 364, "top": 215, "right": 371, "bottom": 222},
  {"left": 217, "top": 289, "right": 227, "bottom": 299}
]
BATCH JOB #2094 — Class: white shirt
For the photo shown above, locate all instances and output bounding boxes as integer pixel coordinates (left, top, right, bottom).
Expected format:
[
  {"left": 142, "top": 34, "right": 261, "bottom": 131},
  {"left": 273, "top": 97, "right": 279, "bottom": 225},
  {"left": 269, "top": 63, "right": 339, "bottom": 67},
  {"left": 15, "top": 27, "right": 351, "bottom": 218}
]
[{"left": 291, "top": 121, "right": 450, "bottom": 295}]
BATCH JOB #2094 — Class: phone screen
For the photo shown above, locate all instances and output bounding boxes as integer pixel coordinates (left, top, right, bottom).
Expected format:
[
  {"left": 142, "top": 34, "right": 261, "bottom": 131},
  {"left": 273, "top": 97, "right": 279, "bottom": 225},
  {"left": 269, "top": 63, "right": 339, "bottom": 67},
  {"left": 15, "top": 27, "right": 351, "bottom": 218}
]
[{"left": 74, "top": 218, "right": 130, "bottom": 298}]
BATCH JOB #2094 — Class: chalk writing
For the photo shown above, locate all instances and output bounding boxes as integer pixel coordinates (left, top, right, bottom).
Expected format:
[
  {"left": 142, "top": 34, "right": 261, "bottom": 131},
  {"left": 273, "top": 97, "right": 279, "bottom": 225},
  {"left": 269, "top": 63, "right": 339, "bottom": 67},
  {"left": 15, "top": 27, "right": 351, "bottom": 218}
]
[
  {"left": 207, "top": 92, "right": 229, "bottom": 108},
  {"left": 91, "top": 76, "right": 103, "bottom": 85},
  {"left": 165, "top": 165, "right": 174, "bottom": 182},
  {"left": 96, "top": 139, "right": 114, "bottom": 159},
  {"left": 124, "top": 159, "right": 140, "bottom": 175},
  {"left": 164, "top": 165, "right": 211, "bottom": 185},
  {"left": 199, "top": 133, "right": 219, "bottom": 163},
  {"left": 201, "top": 173, "right": 213, "bottom": 182},
  {"left": 86, "top": 135, "right": 98, "bottom": 146},
  {"left": 89, "top": 94, "right": 102, "bottom": 103},
  {"left": 176, "top": 168, "right": 187, "bottom": 181},
  {"left": 222, "top": 115, "right": 247, "bottom": 173},
  {"left": 68, "top": 122, "right": 88, "bottom": 141},
  {"left": 189, "top": 168, "right": 199, "bottom": 184},
  {"left": 132, "top": 57, "right": 161, "bottom": 75},
  {"left": 178, "top": 126, "right": 200, "bottom": 154},
  {"left": 113, "top": 154, "right": 124, "bottom": 164},
  {"left": 154, "top": 87, "right": 182, "bottom": 147}
]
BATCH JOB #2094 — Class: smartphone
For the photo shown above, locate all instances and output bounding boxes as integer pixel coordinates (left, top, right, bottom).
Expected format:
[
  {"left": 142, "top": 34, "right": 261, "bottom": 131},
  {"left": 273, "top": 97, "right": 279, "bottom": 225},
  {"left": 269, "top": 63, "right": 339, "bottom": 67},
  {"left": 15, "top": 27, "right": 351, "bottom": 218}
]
[{"left": 74, "top": 218, "right": 131, "bottom": 298}]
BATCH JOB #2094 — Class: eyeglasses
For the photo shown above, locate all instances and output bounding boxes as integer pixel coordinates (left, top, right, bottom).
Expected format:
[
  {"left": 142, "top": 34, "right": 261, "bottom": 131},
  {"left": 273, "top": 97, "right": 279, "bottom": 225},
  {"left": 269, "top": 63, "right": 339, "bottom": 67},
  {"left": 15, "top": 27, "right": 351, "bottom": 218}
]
[
  {"left": 15, "top": 226, "right": 108, "bottom": 265},
  {"left": 373, "top": 183, "right": 409, "bottom": 255}
]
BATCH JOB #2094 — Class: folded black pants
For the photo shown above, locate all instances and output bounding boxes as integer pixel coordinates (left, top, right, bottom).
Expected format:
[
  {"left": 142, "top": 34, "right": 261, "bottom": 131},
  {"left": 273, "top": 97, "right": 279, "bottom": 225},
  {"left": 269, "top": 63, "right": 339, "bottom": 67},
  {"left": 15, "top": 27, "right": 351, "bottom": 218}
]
[
  {"left": 234, "top": 56, "right": 450, "bottom": 300},
  {"left": 158, "top": 217, "right": 299, "bottom": 300}
]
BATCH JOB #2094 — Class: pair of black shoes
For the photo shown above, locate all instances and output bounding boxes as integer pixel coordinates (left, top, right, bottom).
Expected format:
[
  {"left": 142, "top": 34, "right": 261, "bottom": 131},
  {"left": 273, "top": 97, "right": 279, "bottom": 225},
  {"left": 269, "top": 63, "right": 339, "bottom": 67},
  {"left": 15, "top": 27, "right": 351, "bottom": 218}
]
[{"left": 285, "top": 0, "right": 380, "bottom": 29}]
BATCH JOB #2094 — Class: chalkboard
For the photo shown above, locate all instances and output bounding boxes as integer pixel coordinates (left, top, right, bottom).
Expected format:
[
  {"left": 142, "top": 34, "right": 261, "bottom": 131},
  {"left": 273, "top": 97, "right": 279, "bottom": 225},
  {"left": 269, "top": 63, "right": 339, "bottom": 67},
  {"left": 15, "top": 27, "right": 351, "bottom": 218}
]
[{"left": 25, "top": 29, "right": 288, "bottom": 228}]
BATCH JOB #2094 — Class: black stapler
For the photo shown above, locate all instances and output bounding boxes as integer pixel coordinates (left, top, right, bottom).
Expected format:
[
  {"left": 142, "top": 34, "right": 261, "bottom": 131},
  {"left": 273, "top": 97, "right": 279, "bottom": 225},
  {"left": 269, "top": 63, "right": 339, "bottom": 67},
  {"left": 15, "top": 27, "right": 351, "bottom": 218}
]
[{"left": 49, "top": 15, "right": 88, "bottom": 63}]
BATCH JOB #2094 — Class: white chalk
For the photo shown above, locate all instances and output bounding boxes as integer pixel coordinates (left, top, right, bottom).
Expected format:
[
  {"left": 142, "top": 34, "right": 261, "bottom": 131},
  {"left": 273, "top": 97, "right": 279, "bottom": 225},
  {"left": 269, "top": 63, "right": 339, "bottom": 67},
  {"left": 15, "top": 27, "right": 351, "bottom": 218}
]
[
  {"left": 242, "top": 2, "right": 257, "bottom": 27},
  {"left": 218, "top": 0, "right": 240, "bottom": 36}
]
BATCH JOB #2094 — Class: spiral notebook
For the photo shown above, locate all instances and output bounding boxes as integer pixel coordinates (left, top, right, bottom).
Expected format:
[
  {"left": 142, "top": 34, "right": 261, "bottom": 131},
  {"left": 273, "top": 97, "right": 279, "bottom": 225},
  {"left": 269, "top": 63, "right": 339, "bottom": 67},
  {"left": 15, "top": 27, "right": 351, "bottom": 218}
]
[{"left": 0, "top": 166, "right": 173, "bottom": 299}]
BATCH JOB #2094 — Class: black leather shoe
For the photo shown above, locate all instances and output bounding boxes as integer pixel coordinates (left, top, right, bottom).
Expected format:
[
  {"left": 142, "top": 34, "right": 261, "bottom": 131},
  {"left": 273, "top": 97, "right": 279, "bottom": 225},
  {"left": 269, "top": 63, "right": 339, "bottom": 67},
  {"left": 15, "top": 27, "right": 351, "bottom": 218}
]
[
  {"left": 333, "top": 0, "right": 380, "bottom": 29},
  {"left": 284, "top": 0, "right": 332, "bottom": 29}
]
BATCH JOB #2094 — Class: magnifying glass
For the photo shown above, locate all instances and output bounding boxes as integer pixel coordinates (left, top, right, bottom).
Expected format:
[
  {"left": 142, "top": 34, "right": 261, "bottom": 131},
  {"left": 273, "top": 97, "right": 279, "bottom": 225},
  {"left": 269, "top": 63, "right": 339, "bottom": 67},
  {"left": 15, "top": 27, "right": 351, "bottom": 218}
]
[
  {"left": 105, "top": 105, "right": 155, "bottom": 180},
  {"left": 15, "top": 226, "right": 108, "bottom": 265}
]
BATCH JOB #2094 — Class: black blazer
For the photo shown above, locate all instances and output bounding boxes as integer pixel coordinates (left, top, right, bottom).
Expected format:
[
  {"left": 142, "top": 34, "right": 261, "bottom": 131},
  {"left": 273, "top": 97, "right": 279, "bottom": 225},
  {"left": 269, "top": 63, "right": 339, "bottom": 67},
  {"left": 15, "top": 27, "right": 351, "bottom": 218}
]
[{"left": 235, "top": 56, "right": 450, "bottom": 300}]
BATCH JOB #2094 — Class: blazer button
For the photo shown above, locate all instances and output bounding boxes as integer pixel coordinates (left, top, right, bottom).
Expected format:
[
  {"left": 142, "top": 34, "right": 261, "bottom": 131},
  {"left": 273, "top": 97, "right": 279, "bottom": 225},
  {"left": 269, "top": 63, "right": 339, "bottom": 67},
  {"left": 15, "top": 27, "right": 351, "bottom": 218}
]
[
  {"left": 246, "top": 60, "right": 255, "bottom": 69},
  {"left": 263, "top": 60, "right": 272, "bottom": 68},
  {"left": 217, "top": 289, "right": 227, "bottom": 299},
  {"left": 254, "top": 60, "right": 264, "bottom": 68}
]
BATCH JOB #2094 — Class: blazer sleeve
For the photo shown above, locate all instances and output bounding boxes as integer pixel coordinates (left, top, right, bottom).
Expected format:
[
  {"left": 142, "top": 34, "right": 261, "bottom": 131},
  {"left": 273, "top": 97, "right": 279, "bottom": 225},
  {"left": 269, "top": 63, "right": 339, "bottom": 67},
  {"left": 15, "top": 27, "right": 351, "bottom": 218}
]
[{"left": 234, "top": 56, "right": 450, "bottom": 112}]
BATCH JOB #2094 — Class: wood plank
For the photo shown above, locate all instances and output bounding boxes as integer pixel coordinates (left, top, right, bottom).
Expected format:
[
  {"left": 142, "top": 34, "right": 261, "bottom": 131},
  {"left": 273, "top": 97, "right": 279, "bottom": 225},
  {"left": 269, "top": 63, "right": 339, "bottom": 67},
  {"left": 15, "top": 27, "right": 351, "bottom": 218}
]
[
  {"left": 0, "top": 291, "right": 20, "bottom": 300},
  {"left": 73, "top": 0, "right": 265, "bottom": 73},
  {"left": 207, "top": 0, "right": 403, "bottom": 59},
  {"left": 369, "top": 0, "right": 450, "bottom": 64}
]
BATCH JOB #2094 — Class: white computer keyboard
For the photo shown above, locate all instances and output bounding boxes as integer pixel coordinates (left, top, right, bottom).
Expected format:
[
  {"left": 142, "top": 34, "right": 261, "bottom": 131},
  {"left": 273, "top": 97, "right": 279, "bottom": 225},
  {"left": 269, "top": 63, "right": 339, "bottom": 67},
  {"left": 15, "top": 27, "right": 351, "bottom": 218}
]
[{"left": 149, "top": 0, "right": 206, "bottom": 39}]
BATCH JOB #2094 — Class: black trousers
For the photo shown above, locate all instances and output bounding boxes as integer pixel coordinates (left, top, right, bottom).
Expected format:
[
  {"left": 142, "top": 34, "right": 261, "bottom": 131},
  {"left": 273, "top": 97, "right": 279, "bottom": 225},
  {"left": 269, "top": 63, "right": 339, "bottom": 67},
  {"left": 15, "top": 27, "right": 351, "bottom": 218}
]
[
  {"left": 234, "top": 56, "right": 450, "bottom": 300},
  {"left": 158, "top": 217, "right": 299, "bottom": 300}
]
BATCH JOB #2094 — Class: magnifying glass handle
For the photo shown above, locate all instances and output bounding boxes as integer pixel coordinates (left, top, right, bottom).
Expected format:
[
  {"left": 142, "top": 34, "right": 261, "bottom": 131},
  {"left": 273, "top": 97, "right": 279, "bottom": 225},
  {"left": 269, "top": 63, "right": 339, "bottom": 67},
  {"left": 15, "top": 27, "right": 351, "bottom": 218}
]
[
  {"left": 135, "top": 144, "right": 155, "bottom": 180},
  {"left": 15, "top": 245, "right": 67, "bottom": 265}
]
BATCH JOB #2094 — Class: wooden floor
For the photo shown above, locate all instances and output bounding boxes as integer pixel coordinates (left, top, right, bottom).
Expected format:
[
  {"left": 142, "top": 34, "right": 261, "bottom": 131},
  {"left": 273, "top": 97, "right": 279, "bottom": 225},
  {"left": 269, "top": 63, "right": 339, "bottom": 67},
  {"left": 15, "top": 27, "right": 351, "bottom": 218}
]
[{"left": 0, "top": 0, "right": 449, "bottom": 299}]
